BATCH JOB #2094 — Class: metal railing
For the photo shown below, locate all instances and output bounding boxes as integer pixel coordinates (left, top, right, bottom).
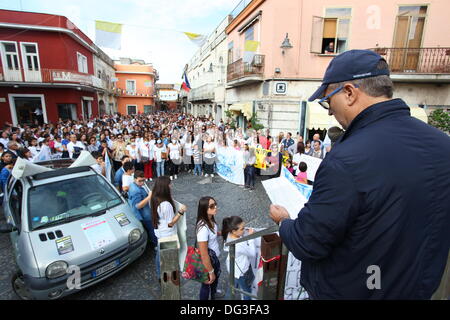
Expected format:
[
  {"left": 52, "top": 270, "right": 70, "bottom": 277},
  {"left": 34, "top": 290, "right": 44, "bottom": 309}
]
[
  {"left": 227, "top": 54, "right": 265, "bottom": 82},
  {"left": 230, "top": 0, "right": 253, "bottom": 19},
  {"left": 371, "top": 47, "right": 450, "bottom": 73},
  {"left": 188, "top": 83, "right": 215, "bottom": 101},
  {"left": 0, "top": 67, "right": 120, "bottom": 94},
  {"left": 225, "top": 224, "right": 289, "bottom": 300}
]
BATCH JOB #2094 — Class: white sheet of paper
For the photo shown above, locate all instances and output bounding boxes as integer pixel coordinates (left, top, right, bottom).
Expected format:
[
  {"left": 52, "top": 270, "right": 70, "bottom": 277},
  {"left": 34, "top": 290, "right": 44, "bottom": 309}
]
[
  {"left": 262, "top": 176, "right": 310, "bottom": 299},
  {"left": 81, "top": 219, "right": 116, "bottom": 250},
  {"left": 262, "top": 176, "right": 307, "bottom": 218}
]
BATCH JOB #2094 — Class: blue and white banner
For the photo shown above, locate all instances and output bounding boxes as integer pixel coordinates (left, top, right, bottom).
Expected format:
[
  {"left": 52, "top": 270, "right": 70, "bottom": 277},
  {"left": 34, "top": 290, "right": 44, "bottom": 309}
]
[
  {"left": 216, "top": 147, "right": 244, "bottom": 185},
  {"left": 104, "top": 151, "right": 112, "bottom": 183},
  {"left": 281, "top": 166, "right": 313, "bottom": 200}
]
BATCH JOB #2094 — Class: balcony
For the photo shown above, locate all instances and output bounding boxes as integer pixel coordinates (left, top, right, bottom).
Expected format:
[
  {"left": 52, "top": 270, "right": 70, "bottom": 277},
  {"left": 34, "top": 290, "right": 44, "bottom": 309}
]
[
  {"left": 116, "top": 88, "right": 155, "bottom": 98},
  {"left": 227, "top": 54, "right": 265, "bottom": 87},
  {"left": 371, "top": 47, "right": 450, "bottom": 82},
  {"left": 188, "top": 83, "right": 215, "bottom": 102},
  {"left": 0, "top": 67, "right": 126, "bottom": 93}
]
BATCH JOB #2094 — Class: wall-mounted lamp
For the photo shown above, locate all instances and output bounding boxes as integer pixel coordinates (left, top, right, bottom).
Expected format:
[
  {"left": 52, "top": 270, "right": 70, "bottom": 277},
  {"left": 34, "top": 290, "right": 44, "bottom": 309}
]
[{"left": 280, "top": 33, "right": 293, "bottom": 55}]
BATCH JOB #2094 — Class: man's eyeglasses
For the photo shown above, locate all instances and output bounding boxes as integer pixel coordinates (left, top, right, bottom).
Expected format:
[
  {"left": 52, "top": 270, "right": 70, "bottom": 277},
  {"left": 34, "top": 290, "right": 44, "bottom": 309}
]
[
  {"left": 208, "top": 203, "right": 217, "bottom": 209},
  {"left": 136, "top": 179, "right": 145, "bottom": 183},
  {"left": 317, "top": 84, "right": 359, "bottom": 110}
]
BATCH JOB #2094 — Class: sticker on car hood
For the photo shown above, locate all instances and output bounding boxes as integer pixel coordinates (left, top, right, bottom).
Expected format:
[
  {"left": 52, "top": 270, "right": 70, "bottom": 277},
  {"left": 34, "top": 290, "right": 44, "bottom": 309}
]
[
  {"left": 114, "top": 213, "right": 130, "bottom": 227},
  {"left": 81, "top": 219, "right": 116, "bottom": 250},
  {"left": 56, "top": 236, "right": 74, "bottom": 255}
]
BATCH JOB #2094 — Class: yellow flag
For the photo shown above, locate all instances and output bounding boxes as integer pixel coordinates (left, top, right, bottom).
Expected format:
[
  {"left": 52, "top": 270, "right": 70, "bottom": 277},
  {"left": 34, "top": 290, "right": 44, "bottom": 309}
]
[
  {"left": 245, "top": 40, "right": 260, "bottom": 52},
  {"left": 95, "top": 20, "right": 122, "bottom": 34},
  {"left": 184, "top": 32, "right": 207, "bottom": 47}
]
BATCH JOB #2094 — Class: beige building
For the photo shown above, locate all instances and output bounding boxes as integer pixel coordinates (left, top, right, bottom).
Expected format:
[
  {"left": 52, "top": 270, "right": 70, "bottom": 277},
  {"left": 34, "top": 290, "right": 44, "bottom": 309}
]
[
  {"left": 223, "top": 0, "right": 449, "bottom": 138},
  {"left": 181, "top": 16, "right": 231, "bottom": 122},
  {"left": 93, "top": 47, "right": 118, "bottom": 115}
]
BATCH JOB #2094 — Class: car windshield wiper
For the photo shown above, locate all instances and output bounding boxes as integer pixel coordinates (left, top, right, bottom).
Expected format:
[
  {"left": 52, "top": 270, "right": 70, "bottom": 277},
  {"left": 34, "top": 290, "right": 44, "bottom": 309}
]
[
  {"left": 33, "top": 219, "right": 66, "bottom": 230},
  {"left": 33, "top": 214, "right": 88, "bottom": 231},
  {"left": 32, "top": 199, "right": 121, "bottom": 231}
]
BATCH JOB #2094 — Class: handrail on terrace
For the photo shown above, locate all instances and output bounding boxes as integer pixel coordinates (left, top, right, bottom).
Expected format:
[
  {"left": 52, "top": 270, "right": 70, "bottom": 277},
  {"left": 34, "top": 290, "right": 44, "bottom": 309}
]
[{"left": 225, "top": 224, "right": 288, "bottom": 300}]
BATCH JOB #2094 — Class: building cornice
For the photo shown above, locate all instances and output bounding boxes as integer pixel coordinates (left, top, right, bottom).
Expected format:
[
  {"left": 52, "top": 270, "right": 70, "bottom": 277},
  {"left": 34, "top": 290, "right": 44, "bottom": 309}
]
[
  {"left": 226, "top": 0, "right": 265, "bottom": 35},
  {"left": 0, "top": 22, "right": 97, "bottom": 53},
  {"left": 115, "top": 71, "right": 155, "bottom": 76}
]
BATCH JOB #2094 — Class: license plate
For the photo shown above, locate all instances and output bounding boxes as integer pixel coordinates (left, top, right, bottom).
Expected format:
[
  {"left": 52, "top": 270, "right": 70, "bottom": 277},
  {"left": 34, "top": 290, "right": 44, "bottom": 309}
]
[{"left": 92, "top": 259, "right": 120, "bottom": 278}]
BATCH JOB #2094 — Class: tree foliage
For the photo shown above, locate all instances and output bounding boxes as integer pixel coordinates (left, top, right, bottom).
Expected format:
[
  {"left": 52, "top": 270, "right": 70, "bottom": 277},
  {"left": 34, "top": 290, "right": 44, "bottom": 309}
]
[{"left": 428, "top": 109, "right": 450, "bottom": 134}]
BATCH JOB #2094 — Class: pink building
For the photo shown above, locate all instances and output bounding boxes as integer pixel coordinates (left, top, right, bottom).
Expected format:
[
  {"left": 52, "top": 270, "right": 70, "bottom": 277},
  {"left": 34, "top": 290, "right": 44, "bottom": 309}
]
[{"left": 225, "top": 0, "right": 450, "bottom": 138}]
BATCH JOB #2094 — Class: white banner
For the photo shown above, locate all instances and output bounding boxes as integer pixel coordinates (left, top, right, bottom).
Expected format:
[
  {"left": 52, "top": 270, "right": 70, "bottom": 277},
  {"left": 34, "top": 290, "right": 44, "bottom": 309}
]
[
  {"left": 299, "top": 154, "right": 322, "bottom": 182},
  {"left": 216, "top": 146, "right": 245, "bottom": 185}
]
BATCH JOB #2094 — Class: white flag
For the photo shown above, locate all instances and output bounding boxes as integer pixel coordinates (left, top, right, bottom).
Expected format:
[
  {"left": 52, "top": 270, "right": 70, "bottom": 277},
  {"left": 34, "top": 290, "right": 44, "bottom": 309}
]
[{"left": 104, "top": 150, "right": 112, "bottom": 183}]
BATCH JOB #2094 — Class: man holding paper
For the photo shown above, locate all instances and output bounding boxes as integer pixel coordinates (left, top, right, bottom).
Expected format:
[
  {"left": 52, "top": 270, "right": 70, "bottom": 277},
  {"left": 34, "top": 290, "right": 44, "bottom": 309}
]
[{"left": 269, "top": 50, "right": 450, "bottom": 299}]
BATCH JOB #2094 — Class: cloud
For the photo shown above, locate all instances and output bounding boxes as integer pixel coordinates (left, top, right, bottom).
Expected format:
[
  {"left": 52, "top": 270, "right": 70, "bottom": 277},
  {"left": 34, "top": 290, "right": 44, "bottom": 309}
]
[
  {"left": 8, "top": 0, "right": 240, "bottom": 83},
  {"left": 92, "top": 0, "right": 239, "bottom": 83}
]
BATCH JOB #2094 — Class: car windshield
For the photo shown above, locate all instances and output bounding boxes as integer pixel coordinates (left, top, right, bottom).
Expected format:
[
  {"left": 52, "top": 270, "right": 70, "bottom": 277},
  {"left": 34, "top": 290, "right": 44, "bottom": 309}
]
[{"left": 28, "top": 174, "right": 122, "bottom": 230}]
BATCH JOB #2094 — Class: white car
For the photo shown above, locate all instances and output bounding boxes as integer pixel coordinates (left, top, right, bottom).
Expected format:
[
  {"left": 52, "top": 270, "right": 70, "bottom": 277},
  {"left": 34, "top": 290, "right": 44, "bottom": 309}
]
[{"left": 0, "top": 155, "right": 147, "bottom": 300}]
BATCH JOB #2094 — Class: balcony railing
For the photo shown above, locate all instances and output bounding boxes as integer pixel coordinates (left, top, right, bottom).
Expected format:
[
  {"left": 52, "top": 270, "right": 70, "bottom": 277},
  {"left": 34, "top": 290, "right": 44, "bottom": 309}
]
[
  {"left": 116, "top": 87, "right": 155, "bottom": 98},
  {"left": 188, "top": 83, "right": 215, "bottom": 101},
  {"left": 227, "top": 54, "right": 265, "bottom": 82},
  {"left": 371, "top": 47, "right": 450, "bottom": 74},
  {"left": 0, "top": 67, "right": 120, "bottom": 93}
]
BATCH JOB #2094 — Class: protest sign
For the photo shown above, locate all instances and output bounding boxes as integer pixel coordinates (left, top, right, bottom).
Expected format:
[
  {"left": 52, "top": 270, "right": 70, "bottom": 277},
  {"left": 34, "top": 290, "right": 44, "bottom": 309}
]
[{"left": 216, "top": 146, "right": 245, "bottom": 185}]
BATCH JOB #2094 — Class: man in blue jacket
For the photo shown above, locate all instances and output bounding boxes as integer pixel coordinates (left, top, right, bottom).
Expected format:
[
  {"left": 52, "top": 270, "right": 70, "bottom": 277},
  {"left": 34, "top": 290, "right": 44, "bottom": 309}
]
[{"left": 270, "top": 50, "right": 450, "bottom": 299}]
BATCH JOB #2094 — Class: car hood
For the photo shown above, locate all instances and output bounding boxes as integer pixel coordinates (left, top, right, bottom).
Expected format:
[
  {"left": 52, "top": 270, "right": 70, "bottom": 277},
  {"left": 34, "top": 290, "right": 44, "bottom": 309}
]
[{"left": 27, "top": 204, "right": 143, "bottom": 278}]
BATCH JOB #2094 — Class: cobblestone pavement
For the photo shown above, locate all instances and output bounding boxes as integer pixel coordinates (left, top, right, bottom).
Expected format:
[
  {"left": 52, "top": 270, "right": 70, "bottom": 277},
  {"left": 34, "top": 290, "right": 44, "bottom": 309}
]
[{"left": 0, "top": 171, "right": 274, "bottom": 300}]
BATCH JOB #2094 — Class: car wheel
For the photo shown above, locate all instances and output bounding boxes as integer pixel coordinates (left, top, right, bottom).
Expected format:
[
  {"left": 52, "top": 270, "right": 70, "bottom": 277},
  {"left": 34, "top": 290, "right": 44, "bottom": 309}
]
[{"left": 11, "top": 271, "right": 33, "bottom": 300}]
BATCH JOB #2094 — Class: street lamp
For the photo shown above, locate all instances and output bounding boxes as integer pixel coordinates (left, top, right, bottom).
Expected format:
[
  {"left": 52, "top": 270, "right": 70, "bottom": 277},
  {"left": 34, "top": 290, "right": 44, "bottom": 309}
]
[{"left": 281, "top": 33, "right": 293, "bottom": 55}]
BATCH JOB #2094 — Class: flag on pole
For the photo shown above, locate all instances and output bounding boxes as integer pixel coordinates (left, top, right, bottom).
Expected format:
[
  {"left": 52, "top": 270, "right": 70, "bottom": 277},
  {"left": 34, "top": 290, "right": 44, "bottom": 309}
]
[
  {"left": 104, "top": 150, "right": 112, "bottom": 182},
  {"left": 95, "top": 20, "right": 123, "bottom": 50},
  {"left": 243, "top": 40, "right": 260, "bottom": 63},
  {"left": 32, "top": 145, "right": 52, "bottom": 162},
  {"left": 181, "top": 72, "right": 191, "bottom": 92},
  {"left": 183, "top": 32, "right": 207, "bottom": 47}
]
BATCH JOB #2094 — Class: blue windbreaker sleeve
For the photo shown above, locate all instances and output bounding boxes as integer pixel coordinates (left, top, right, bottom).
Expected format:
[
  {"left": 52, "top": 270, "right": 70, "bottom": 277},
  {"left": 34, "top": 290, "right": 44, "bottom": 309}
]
[{"left": 279, "top": 157, "right": 360, "bottom": 262}]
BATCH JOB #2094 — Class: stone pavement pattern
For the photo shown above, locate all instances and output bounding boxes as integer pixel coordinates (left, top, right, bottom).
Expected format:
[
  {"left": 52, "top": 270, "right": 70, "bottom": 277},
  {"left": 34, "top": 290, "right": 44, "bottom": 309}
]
[{"left": 0, "top": 172, "right": 273, "bottom": 300}]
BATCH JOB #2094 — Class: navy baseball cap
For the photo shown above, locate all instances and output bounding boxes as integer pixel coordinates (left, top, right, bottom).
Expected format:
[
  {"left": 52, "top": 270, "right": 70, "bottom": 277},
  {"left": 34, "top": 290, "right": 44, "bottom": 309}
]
[{"left": 308, "top": 50, "right": 390, "bottom": 102}]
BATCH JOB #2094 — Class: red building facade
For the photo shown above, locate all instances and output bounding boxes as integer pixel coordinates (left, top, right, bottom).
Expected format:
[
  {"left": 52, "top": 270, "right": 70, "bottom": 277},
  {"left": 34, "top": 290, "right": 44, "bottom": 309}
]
[{"left": 0, "top": 10, "right": 101, "bottom": 126}]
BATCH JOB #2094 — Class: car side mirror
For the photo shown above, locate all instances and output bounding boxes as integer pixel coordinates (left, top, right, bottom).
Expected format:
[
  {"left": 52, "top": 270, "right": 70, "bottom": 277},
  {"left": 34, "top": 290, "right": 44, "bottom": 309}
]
[{"left": 0, "top": 223, "right": 17, "bottom": 234}]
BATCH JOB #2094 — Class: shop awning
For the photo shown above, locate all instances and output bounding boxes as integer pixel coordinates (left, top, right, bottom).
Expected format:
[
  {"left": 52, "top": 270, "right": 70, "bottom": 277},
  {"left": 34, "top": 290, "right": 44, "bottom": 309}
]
[
  {"left": 306, "top": 102, "right": 341, "bottom": 130},
  {"left": 410, "top": 106, "right": 428, "bottom": 123},
  {"left": 229, "top": 102, "right": 253, "bottom": 119}
]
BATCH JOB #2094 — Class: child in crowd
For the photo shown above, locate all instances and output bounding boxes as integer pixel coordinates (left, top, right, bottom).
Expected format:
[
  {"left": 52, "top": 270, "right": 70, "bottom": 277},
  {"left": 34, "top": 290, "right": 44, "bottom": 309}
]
[
  {"left": 222, "top": 216, "right": 256, "bottom": 300},
  {"left": 193, "top": 143, "right": 202, "bottom": 176},
  {"left": 295, "top": 161, "right": 308, "bottom": 184},
  {"left": 285, "top": 159, "right": 295, "bottom": 175}
]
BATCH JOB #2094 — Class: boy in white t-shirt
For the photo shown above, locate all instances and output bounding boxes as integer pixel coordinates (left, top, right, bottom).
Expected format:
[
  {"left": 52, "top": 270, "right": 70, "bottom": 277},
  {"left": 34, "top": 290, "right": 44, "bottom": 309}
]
[{"left": 121, "top": 161, "right": 135, "bottom": 193}]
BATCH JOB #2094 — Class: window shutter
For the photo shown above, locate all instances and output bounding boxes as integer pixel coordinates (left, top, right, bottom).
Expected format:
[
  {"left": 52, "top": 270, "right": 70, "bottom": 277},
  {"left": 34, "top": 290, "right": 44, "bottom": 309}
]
[{"left": 311, "top": 16, "right": 325, "bottom": 54}]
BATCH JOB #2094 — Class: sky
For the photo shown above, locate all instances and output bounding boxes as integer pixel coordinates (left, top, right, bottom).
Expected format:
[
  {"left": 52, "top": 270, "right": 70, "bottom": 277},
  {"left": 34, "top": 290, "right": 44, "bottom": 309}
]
[{"left": 0, "top": 0, "right": 242, "bottom": 83}]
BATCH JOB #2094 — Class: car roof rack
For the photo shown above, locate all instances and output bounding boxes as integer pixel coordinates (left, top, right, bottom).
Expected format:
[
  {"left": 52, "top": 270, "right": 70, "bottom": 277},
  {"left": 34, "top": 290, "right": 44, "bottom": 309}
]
[{"left": 32, "top": 166, "right": 93, "bottom": 181}]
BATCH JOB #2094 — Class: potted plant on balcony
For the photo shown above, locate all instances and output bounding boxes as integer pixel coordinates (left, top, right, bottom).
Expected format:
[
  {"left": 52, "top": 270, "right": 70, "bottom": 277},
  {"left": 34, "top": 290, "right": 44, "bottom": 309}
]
[{"left": 225, "top": 110, "right": 237, "bottom": 129}]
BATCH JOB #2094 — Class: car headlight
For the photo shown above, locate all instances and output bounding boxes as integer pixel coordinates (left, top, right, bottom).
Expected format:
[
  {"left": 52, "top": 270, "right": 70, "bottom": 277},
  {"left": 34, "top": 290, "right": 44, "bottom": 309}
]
[
  {"left": 129, "top": 228, "right": 142, "bottom": 244},
  {"left": 46, "top": 261, "right": 68, "bottom": 279}
]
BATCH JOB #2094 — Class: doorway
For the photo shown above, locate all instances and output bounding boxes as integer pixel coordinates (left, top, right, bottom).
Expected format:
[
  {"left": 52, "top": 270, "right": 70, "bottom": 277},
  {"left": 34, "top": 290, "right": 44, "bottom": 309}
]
[
  {"left": 82, "top": 99, "right": 92, "bottom": 120},
  {"left": 391, "top": 6, "right": 427, "bottom": 72},
  {"left": 8, "top": 95, "right": 47, "bottom": 126},
  {"left": 58, "top": 104, "right": 77, "bottom": 121}
]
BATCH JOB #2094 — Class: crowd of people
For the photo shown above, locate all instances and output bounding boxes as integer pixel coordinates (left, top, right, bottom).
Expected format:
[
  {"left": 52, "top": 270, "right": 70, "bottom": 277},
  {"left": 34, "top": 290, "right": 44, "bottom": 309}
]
[
  {"left": 0, "top": 111, "right": 341, "bottom": 300},
  {"left": 0, "top": 112, "right": 341, "bottom": 194}
]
